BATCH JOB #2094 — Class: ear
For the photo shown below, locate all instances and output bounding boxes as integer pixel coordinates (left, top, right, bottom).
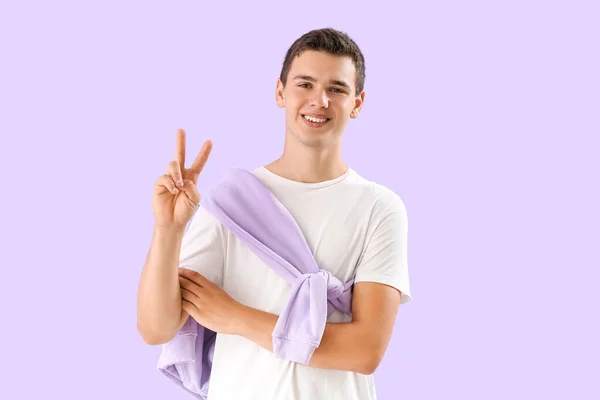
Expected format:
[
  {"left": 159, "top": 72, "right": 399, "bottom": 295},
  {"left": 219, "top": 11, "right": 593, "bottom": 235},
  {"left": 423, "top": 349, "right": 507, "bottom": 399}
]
[
  {"left": 275, "top": 78, "right": 286, "bottom": 108},
  {"left": 350, "top": 90, "right": 366, "bottom": 119}
]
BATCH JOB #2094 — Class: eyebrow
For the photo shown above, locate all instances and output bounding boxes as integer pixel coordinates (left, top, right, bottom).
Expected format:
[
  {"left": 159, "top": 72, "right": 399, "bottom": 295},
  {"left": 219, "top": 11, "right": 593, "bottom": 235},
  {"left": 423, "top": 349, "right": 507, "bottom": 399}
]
[{"left": 292, "top": 75, "right": 351, "bottom": 90}]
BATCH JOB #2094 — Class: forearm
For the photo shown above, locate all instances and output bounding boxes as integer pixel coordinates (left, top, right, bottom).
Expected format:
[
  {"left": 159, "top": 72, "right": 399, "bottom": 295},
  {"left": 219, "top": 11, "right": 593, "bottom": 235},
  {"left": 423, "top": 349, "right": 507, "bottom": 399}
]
[
  {"left": 233, "top": 305, "right": 373, "bottom": 374},
  {"left": 137, "top": 225, "right": 186, "bottom": 343}
]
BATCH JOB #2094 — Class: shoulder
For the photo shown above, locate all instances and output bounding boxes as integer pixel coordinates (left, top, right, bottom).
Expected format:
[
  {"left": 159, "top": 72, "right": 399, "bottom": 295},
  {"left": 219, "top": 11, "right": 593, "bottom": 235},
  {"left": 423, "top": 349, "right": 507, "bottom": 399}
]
[
  {"left": 371, "top": 182, "right": 407, "bottom": 216},
  {"left": 350, "top": 170, "right": 408, "bottom": 222}
]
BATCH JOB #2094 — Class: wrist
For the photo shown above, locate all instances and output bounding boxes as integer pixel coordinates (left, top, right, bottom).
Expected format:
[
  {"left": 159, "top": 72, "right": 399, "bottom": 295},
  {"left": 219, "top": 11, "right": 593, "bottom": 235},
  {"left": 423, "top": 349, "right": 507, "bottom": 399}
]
[
  {"left": 154, "top": 223, "right": 187, "bottom": 236},
  {"left": 230, "top": 303, "right": 250, "bottom": 336}
]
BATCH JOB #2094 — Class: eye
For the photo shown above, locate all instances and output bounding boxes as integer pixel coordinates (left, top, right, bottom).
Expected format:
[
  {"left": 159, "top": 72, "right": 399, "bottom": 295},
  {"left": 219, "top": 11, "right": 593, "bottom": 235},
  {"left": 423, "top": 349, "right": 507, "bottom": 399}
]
[
  {"left": 330, "top": 88, "right": 345, "bottom": 93},
  {"left": 299, "top": 83, "right": 311, "bottom": 88}
]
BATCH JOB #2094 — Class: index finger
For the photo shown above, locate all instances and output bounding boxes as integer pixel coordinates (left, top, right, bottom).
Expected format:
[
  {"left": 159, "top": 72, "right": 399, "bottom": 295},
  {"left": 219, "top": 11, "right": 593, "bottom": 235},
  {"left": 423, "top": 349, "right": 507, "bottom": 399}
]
[
  {"left": 189, "top": 140, "right": 213, "bottom": 182},
  {"left": 179, "top": 268, "right": 215, "bottom": 288},
  {"left": 175, "top": 128, "right": 186, "bottom": 168}
]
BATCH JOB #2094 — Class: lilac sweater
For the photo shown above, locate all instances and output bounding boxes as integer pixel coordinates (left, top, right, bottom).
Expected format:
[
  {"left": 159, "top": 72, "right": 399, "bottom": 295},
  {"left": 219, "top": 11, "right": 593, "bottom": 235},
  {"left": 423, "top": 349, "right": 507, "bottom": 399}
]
[{"left": 156, "top": 169, "right": 354, "bottom": 399}]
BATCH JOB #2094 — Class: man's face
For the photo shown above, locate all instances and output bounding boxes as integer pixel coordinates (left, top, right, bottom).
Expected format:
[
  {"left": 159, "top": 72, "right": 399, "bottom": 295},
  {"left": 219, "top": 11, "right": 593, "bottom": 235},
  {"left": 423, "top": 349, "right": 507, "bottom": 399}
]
[{"left": 276, "top": 50, "right": 365, "bottom": 148}]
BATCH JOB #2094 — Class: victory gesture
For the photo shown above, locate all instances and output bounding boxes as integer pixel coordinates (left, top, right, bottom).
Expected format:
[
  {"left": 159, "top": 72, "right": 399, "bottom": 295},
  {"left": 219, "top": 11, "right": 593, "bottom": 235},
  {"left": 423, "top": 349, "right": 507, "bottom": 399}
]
[{"left": 152, "top": 129, "right": 213, "bottom": 229}]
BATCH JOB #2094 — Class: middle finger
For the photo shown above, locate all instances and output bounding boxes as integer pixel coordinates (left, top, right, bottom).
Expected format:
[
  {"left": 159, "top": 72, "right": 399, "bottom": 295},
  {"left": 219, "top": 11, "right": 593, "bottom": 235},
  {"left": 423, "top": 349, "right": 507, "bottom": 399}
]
[
  {"left": 179, "top": 275, "right": 202, "bottom": 296},
  {"left": 181, "top": 286, "right": 203, "bottom": 306},
  {"left": 175, "top": 128, "right": 186, "bottom": 169}
]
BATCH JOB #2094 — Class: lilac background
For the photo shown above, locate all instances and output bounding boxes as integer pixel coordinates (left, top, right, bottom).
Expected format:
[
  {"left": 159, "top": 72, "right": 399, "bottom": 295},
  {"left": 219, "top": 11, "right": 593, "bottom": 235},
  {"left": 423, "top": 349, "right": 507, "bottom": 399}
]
[{"left": 1, "top": 0, "right": 598, "bottom": 399}]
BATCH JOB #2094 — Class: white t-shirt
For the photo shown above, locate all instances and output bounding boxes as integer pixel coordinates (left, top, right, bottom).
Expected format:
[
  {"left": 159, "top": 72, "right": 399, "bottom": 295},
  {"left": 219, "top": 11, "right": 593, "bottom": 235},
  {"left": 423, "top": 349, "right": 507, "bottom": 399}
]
[{"left": 178, "top": 166, "right": 411, "bottom": 400}]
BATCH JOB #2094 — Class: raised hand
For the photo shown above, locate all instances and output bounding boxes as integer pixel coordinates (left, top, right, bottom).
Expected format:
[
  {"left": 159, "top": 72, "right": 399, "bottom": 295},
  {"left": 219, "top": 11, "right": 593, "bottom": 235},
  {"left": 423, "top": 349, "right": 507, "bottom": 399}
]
[{"left": 152, "top": 129, "right": 213, "bottom": 229}]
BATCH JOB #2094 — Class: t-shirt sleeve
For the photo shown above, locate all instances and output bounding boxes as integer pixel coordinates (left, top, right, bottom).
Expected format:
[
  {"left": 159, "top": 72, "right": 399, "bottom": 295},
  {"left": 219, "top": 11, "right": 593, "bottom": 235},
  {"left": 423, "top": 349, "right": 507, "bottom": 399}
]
[
  {"left": 353, "top": 193, "right": 411, "bottom": 304},
  {"left": 179, "top": 204, "right": 226, "bottom": 288}
]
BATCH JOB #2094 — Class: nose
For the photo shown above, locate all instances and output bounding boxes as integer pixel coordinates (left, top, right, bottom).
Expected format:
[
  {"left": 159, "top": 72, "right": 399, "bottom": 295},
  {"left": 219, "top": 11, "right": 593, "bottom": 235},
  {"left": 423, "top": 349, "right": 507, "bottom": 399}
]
[{"left": 309, "top": 88, "right": 329, "bottom": 109}]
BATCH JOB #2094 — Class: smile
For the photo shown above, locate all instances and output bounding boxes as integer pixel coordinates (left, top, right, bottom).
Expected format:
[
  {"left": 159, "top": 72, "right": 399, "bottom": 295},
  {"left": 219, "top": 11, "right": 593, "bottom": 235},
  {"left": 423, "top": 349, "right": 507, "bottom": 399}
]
[
  {"left": 303, "top": 115, "right": 329, "bottom": 123},
  {"left": 301, "top": 114, "right": 331, "bottom": 128}
]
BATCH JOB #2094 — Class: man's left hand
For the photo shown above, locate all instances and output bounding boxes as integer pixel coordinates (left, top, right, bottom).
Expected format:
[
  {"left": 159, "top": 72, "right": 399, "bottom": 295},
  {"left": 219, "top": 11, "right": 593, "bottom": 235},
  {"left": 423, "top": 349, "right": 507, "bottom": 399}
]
[{"left": 178, "top": 267, "right": 242, "bottom": 335}]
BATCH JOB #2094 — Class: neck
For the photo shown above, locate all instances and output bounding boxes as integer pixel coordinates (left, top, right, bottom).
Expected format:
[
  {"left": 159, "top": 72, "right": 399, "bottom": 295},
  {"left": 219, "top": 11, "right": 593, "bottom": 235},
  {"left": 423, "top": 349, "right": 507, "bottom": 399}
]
[{"left": 265, "top": 133, "right": 348, "bottom": 184}]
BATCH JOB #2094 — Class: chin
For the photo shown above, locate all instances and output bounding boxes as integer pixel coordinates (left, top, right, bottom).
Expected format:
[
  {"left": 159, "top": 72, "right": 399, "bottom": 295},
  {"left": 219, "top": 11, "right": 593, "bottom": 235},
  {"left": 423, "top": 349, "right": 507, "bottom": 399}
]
[{"left": 297, "top": 128, "right": 340, "bottom": 148}]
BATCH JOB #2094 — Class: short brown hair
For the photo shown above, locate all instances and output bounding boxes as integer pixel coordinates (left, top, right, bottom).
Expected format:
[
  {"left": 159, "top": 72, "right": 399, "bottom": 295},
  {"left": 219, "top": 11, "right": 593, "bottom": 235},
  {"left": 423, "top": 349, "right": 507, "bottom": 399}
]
[{"left": 279, "top": 28, "right": 366, "bottom": 95}]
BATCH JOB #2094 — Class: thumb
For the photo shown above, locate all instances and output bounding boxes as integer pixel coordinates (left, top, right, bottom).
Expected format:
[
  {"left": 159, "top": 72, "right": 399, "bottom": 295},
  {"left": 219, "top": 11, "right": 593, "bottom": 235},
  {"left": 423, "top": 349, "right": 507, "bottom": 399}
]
[{"left": 180, "top": 179, "right": 201, "bottom": 206}]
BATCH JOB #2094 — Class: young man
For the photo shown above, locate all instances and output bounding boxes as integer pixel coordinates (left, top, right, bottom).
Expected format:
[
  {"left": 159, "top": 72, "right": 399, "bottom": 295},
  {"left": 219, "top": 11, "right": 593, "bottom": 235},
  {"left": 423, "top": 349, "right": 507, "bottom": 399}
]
[{"left": 137, "top": 28, "right": 411, "bottom": 399}]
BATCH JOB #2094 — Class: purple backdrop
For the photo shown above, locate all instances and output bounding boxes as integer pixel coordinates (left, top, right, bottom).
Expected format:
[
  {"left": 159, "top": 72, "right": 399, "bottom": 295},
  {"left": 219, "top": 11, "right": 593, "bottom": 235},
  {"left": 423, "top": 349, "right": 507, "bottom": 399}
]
[{"left": 1, "top": 0, "right": 598, "bottom": 399}]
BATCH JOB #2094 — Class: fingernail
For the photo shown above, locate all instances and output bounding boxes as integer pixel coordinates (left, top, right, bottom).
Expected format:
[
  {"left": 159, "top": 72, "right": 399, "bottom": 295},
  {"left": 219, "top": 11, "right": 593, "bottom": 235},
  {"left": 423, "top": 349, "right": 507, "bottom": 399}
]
[
  {"left": 177, "top": 180, "right": 184, "bottom": 187},
  {"left": 172, "top": 188, "right": 179, "bottom": 194}
]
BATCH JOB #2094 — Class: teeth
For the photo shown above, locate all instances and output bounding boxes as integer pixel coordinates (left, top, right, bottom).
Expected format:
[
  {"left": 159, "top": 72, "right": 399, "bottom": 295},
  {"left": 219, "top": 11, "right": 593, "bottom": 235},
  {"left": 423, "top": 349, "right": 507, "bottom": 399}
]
[{"left": 304, "top": 115, "right": 328, "bottom": 123}]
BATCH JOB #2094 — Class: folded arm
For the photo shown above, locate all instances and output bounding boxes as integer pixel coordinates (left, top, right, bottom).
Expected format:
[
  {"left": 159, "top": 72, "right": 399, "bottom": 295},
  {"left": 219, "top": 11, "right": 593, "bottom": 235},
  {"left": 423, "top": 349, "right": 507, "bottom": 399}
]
[{"left": 232, "top": 281, "right": 402, "bottom": 375}]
